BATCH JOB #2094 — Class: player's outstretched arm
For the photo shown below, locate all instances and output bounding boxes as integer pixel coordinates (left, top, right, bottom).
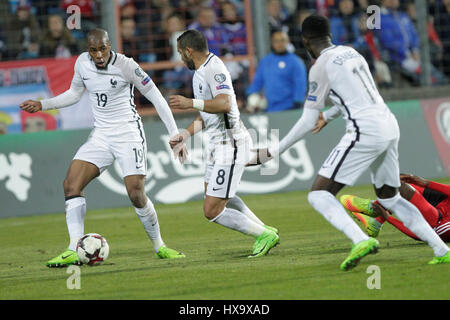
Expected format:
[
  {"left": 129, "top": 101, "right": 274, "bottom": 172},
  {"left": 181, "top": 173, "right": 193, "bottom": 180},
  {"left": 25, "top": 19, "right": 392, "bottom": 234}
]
[
  {"left": 143, "top": 85, "right": 179, "bottom": 138},
  {"left": 21, "top": 85, "right": 85, "bottom": 112},
  {"left": 270, "top": 108, "right": 320, "bottom": 157},
  {"left": 169, "top": 94, "right": 231, "bottom": 114}
]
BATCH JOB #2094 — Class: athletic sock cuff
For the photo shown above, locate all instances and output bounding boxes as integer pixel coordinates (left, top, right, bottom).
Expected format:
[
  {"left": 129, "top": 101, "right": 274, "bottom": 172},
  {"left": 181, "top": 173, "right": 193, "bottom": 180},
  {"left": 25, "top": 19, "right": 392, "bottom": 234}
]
[{"left": 65, "top": 196, "right": 86, "bottom": 211}]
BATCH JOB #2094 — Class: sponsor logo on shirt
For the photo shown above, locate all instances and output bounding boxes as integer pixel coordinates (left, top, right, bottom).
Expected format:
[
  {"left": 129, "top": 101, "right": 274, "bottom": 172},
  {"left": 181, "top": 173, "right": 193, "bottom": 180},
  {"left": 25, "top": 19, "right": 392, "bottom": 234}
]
[
  {"left": 307, "top": 95, "right": 317, "bottom": 101},
  {"left": 216, "top": 84, "right": 230, "bottom": 90},
  {"left": 141, "top": 76, "right": 150, "bottom": 86}
]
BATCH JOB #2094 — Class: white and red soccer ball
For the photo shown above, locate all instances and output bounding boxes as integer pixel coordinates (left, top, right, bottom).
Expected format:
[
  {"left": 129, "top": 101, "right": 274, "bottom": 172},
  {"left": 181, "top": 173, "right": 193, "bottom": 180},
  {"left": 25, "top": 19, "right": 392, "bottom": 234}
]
[{"left": 76, "top": 233, "right": 109, "bottom": 265}]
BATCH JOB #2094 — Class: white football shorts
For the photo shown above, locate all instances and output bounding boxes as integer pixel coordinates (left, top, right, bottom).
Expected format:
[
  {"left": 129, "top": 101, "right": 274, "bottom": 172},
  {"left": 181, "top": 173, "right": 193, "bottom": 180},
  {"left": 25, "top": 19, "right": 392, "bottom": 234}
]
[
  {"left": 204, "top": 133, "right": 252, "bottom": 199},
  {"left": 73, "top": 120, "right": 147, "bottom": 178},
  {"left": 318, "top": 130, "right": 401, "bottom": 188}
]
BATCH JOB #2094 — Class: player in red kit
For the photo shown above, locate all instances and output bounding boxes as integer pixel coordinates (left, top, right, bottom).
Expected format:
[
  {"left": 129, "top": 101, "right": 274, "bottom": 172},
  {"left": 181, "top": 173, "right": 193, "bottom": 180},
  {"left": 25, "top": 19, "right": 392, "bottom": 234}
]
[{"left": 341, "top": 174, "right": 450, "bottom": 243}]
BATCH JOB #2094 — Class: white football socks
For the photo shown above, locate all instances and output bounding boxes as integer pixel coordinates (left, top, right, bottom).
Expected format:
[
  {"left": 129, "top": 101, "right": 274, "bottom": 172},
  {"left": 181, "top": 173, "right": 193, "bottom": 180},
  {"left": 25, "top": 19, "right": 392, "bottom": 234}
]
[
  {"left": 227, "top": 196, "right": 265, "bottom": 226},
  {"left": 135, "top": 197, "right": 165, "bottom": 252},
  {"left": 66, "top": 196, "right": 86, "bottom": 251},
  {"left": 210, "top": 207, "right": 266, "bottom": 237},
  {"left": 308, "top": 190, "right": 369, "bottom": 245},
  {"left": 378, "top": 194, "right": 449, "bottom": 257}
]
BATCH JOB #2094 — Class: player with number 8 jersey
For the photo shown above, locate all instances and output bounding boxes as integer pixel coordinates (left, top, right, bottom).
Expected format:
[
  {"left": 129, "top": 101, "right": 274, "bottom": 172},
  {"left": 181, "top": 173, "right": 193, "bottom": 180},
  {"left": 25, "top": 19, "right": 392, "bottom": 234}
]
[
  {"left": 168, "top": 29, "right": 279, "bottom": 258},
  {"left": 20, "top": 29, "right": 186, "bottom": 267}
]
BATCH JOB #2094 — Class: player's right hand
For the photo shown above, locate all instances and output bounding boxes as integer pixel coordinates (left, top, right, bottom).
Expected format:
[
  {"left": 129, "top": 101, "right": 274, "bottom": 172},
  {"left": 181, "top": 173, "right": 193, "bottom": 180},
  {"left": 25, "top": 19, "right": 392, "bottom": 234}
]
[
  {"left": 400, "top": 173, "right": 429, "bottom": 187},
  {"left": 20, "top": 100, "right": 42, "bottom": 113}
]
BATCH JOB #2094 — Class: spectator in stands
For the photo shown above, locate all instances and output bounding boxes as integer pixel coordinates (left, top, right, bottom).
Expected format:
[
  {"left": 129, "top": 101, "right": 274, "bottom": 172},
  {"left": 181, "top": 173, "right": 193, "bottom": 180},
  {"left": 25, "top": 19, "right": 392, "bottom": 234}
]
[
  {"left": 188, "top": 6, "right": 229, "bottom": 56},
  {"left": 297, "top": 0, "right": 335, "bottom": 17},
  {"left": 120, "top": 17, "right": 141, "bottom": 61},
  {"left": 120, "top": 1, "right": 137, "bottom": 19},
  {"left": 245, "top": 30, "right": 307, "bottom": 113},
  {"left": 161, "top": 13, "right": 193, "bottom": 98},
  {"left": 330, "top": 0, "right": 374, "bottom": 69},
  {"left": 219, "top": 0, "right": 247, "bottom": 55},
  {"left": 289, "top": 9, "right": 313, "bottom": 65},
  {"left": 405, "top": 1, "right": 444, "bottom": 74},
  {"left": 357, "top": 13, "right": 393, "bottom": 87},
  {"left": 40, "top": 14, "right": 79, "bottom": 58},
  {"left": 6, "top": 2, "right": 40, "bottom": 59},
  {"left": 430, "top": 0, "right": 450, "bottom": 77},
  {"left": 267, "top": 0, "right": 292, "bottom": 34},
  {"left": 375, "top": 0, "right": 447, "bottom": 85}
]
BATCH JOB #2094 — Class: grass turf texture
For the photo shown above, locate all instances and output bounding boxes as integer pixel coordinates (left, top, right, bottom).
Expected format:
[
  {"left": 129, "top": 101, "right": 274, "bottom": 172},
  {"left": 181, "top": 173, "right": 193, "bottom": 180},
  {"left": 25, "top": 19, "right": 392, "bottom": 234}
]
[{"left": 1, "top": 180, "right": 449, "bottom": 300}]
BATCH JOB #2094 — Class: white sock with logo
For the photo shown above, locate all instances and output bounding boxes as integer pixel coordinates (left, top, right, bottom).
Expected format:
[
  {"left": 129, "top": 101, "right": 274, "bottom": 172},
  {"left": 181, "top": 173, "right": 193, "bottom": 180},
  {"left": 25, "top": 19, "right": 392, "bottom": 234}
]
[
  {"left": 135, "top": 197, "right": 165, "bottom": 252},
  {"left": 378, "top": 194, "right": 449, "bottom": 257},
  {"left": 227, "top": 196, "right": 265, "bottom": 226},
  {"left": 210, "top": 208, "right": 266, "bottom": 237},
  {"left": 66, "top": 196, "right": 86, "bottom": 251},
  {"left": 308, "top": 190, "right": 369, "bottom": 245}
]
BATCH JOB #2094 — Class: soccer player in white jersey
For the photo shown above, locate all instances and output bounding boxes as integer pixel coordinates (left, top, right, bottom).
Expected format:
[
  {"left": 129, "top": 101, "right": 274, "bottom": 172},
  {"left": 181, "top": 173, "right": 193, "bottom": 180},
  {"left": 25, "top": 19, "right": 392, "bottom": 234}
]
[
  {"left": 253, "top": 15, "right": 450, "bottom": 269},
  {"left": 20, "top": 29, "right": 186, "bottom": 267},
  {"left": 168, "top": 29, "right": 279, "bottom": 258}
]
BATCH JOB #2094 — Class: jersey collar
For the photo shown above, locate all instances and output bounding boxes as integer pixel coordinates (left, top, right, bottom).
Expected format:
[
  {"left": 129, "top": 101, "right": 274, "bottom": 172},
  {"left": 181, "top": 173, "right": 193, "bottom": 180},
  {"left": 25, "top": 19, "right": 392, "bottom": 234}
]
[
  {"left": 320, "top": 45, "right": 337, "bottom": 55},
  {"left": 201, "top": 53, "right": 214, "bottom": 68}
]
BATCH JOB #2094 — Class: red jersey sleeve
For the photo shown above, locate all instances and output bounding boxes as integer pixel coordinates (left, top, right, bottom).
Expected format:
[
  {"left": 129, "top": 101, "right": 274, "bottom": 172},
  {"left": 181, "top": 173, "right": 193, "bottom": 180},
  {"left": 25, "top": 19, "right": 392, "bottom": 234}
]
[{"left": 428, "top": 181, "right": 450, "bottom": 197}]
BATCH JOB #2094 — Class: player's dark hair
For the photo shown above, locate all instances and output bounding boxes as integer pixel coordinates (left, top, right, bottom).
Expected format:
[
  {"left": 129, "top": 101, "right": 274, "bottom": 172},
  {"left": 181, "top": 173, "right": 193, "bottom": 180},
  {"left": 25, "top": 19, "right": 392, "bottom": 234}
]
[
  {"left": 177, "top": 29, "right": 209, "bottom": 52},
  {"left": 301, "top": 14, "right": 331, "bottom": 40}
]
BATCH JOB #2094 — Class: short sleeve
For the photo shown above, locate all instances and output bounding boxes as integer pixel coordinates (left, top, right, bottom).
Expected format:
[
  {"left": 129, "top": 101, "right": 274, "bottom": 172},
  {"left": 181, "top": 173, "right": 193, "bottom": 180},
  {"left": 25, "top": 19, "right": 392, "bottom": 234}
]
[
  {"left": 118, "top": 55, "right": 155, "bottom": 94},
  {"left": 206, "top": 59, "right": 234, "bottom": 98},
  {"left": 304, "top": 60, "right": 330, "bottom": 111}
]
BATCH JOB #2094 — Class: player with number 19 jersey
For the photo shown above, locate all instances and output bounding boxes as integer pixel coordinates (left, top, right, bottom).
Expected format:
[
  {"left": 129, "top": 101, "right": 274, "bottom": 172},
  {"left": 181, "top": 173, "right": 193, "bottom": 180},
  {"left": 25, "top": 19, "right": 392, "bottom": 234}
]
[{"left": 41, "top": 51, "right": 179, "bottom": 178}]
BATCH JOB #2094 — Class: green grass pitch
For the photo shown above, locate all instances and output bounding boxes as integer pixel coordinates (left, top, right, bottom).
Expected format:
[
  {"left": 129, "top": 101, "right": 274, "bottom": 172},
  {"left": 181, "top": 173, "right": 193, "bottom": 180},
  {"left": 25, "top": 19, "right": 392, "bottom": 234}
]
[{"left": 1, "top": 180, "right": 449, "bottom": 300}]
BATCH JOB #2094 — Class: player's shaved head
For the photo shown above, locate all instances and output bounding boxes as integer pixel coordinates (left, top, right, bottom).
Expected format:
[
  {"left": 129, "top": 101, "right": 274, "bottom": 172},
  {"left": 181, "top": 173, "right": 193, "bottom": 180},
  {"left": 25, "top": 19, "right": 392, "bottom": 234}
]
[
  {"left": 87, "top": 28, "right": 110, "bottom": 44},
  {"left": 87, "top": 28, "right": 112, "bottom": 70}
]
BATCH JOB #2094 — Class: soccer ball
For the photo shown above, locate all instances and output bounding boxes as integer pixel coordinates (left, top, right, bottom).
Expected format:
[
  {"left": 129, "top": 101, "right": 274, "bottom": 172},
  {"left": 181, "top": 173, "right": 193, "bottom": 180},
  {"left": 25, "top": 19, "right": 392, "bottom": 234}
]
[{"left": 76, "top": 233, "right": 109, "bottom": 265}]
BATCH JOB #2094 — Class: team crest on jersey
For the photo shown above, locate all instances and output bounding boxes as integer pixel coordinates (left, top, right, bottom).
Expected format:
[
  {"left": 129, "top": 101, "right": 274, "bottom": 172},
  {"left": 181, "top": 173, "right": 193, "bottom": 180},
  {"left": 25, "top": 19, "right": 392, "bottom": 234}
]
[
  {"left": 309, "top": 81, "right": 318, "bottom": 93},
  {"left": 135, "top": 67, "right": 145, "bottom": 78},
  {"left": 110, "top": 78, "right": 117, "bottom": 88},
  {"left": 214, "top": 73, "right": 226, "bottom": 83}
]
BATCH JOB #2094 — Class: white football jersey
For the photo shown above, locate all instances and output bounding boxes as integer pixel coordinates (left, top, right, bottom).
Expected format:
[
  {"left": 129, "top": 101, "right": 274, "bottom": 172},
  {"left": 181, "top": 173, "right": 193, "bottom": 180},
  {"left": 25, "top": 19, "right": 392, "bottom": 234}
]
[
  {"left": 71, "top": 51, "right": 155, "bottom": 128},
  {"left": 305, "top": 45, "right": 398, "bottom": 137},
  {"left": 193, "top": 53, "right": 244, "bottom": 143}
]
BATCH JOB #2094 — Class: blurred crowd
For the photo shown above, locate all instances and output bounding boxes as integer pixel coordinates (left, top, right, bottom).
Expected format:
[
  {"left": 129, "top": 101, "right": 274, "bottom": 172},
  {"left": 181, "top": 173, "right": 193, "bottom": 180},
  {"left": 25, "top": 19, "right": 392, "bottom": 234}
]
[{"left": 1, "top": 0, "right": 450, "bottom": 113}]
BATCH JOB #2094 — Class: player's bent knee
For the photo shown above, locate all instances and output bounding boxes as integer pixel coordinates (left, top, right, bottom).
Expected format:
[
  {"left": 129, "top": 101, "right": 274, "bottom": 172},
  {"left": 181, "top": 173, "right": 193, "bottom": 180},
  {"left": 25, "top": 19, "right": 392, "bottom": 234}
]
[
  {"left": 63, "top": 178, "right": 81, "bottom": 197},
  {"left": 203, "top": 202, "right": 224, "bottom": 221},
  {"left": 128, "top": 188, "right": 147, "bottom": 208}
]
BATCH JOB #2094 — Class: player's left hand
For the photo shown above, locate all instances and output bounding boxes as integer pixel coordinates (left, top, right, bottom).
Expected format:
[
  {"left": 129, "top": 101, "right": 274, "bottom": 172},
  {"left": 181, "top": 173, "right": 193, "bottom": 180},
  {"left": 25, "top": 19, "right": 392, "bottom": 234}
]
[
  {"left": 312, "top": 112, "right": 327, "bottom": 134},
  {"left": 169, "top": 95, "right": 193, "bottom": 110}
]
